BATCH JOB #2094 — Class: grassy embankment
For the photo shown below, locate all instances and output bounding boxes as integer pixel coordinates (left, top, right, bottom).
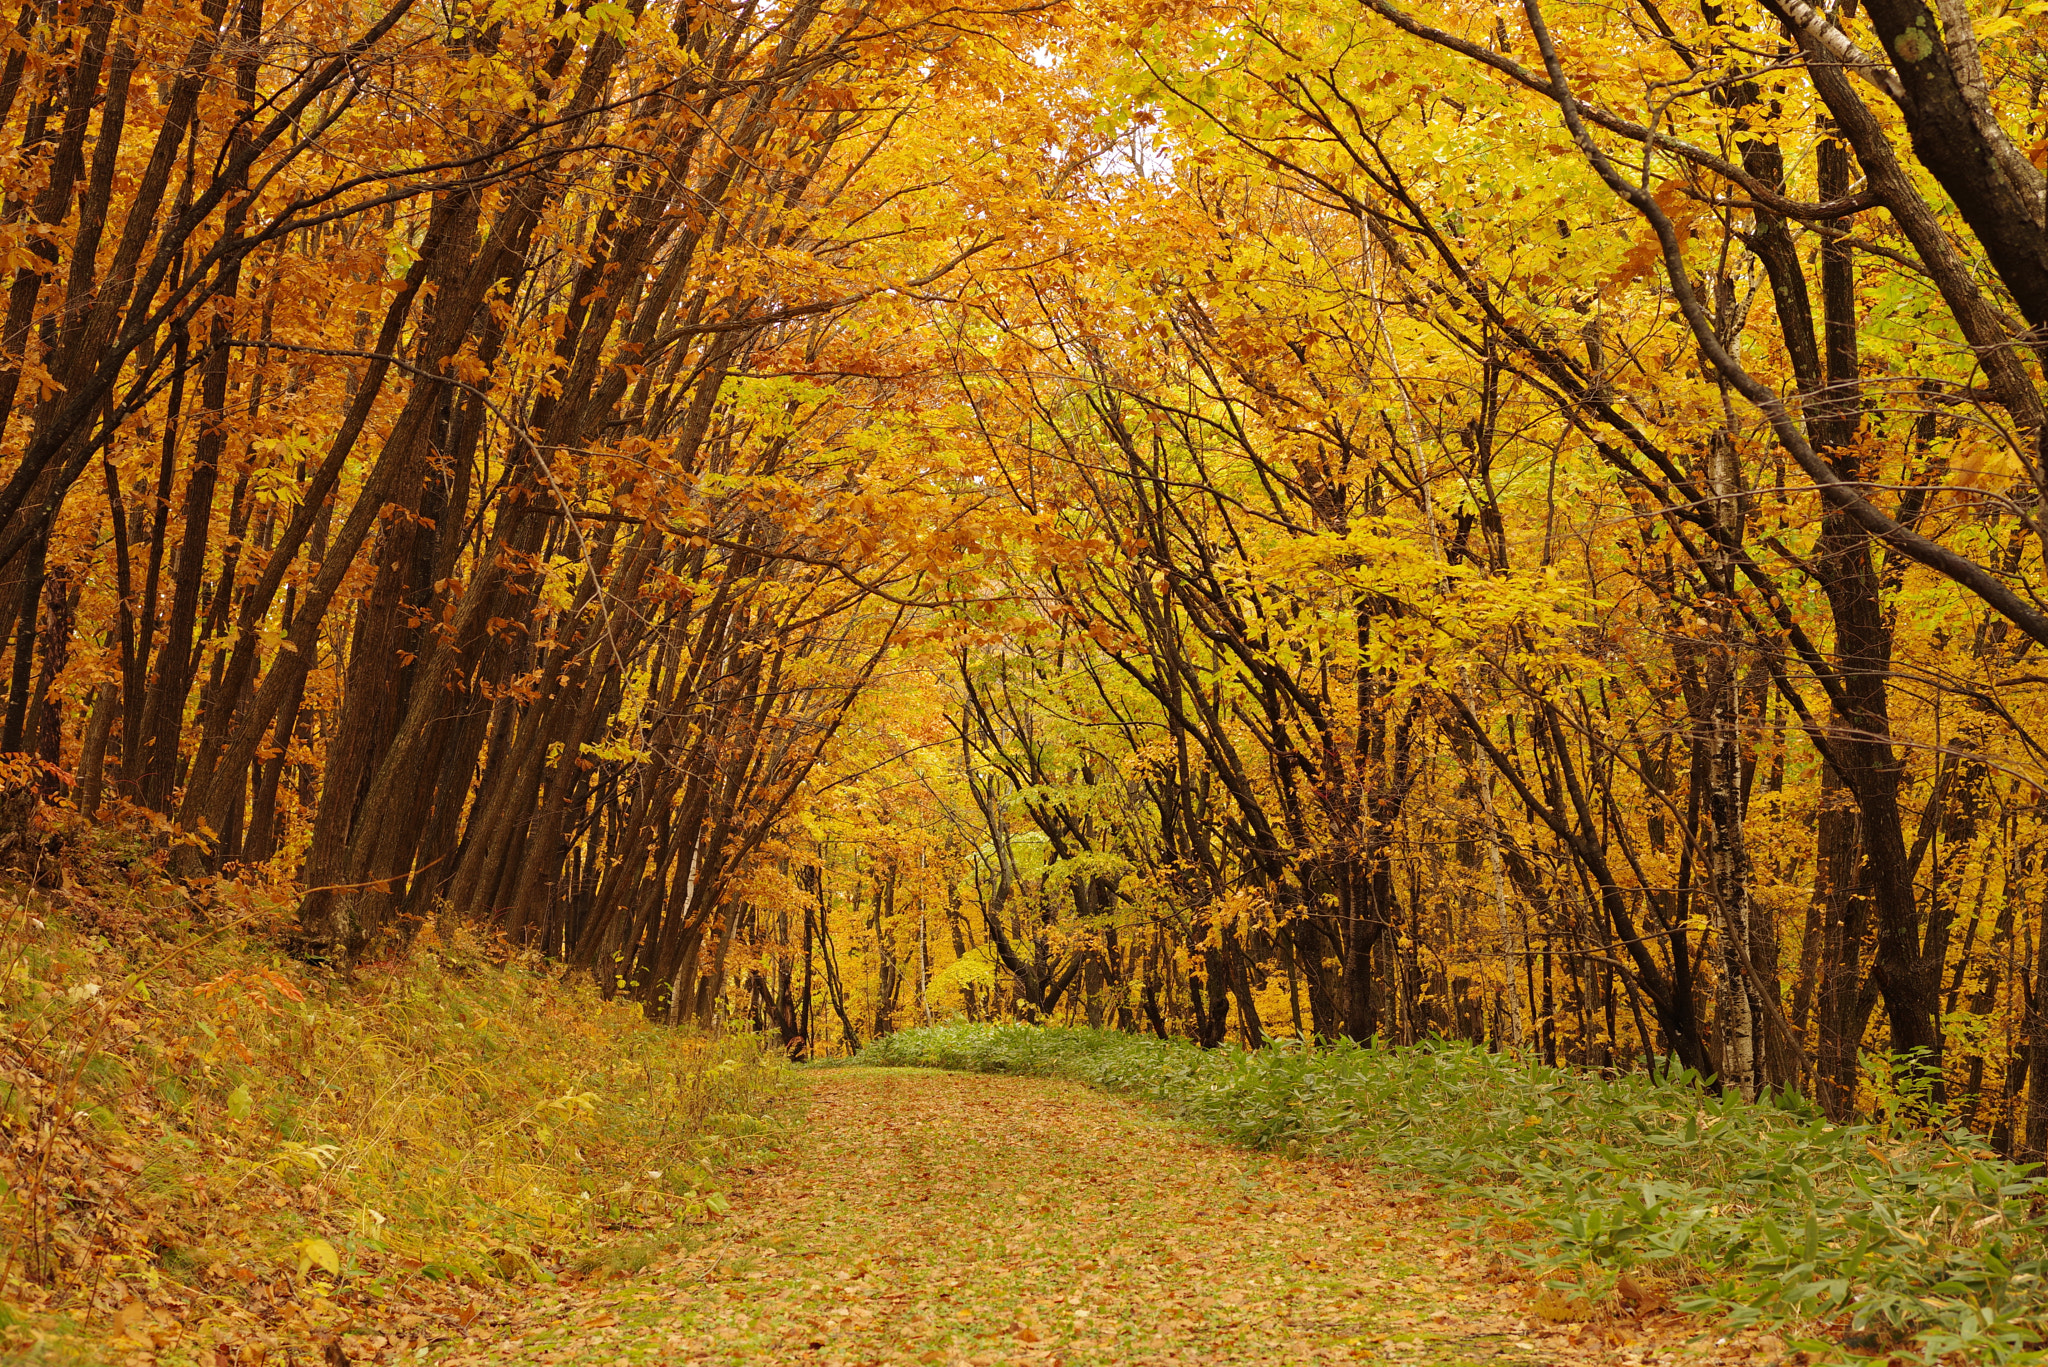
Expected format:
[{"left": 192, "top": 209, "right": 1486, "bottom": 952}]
[
  {"left": 862, "top": 1023, "right": 2048, "bottom": 1363},
  {"left": 0, "top": 812, "right": 787, "bottom": 1365}
]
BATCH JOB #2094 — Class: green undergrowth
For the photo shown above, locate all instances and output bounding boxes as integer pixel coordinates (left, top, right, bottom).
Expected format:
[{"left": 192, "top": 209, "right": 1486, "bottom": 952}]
[
  {"left": 859, "top": 1023, "right": 2048, "bottom": 1364},
  {"left": 0, "top": 814, "right": 789, "bottom": 1362}
]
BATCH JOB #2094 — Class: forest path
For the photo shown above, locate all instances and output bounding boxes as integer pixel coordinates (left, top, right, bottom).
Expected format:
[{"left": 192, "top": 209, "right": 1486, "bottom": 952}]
[{"left": 441, "top": 1068, "right": 1706, "bottom": 1366}]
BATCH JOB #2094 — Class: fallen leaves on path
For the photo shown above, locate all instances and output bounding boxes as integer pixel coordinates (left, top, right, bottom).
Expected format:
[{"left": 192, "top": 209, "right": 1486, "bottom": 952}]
[{"left": 440, "top": 1069, "right": 1803, "bottom": 1366}]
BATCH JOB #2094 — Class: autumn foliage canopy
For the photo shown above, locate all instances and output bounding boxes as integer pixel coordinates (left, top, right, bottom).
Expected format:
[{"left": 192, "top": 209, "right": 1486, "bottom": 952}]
[{"left": 2, "top": 0, "right": 2046, "bottom": 1151}]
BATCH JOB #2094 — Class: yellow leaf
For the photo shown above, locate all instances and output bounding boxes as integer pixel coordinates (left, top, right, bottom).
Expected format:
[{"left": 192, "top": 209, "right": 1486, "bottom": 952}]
[{"left": 293, "top": 1237, "right": 341, "bottom": 1277}]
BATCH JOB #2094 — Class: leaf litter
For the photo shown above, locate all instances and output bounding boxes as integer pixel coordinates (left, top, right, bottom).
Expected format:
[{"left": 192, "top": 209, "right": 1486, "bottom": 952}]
[
  {"left": 443, "top": 1069, "right": 1805, "bottom": 1366},
  {"left": 0, "top": 866, "right": 784, "bottom": 1367}
]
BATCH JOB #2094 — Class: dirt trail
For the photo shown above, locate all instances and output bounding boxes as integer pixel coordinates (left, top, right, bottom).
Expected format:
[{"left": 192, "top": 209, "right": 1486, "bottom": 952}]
[{"left": 442, "top": 1068, "right": 1759, "bottom": 1366}]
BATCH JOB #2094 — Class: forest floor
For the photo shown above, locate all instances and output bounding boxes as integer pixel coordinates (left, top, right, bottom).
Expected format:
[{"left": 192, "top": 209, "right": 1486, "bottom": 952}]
[{"left": 441, "top": 1067, "right": 1805, "bottom": 1367}]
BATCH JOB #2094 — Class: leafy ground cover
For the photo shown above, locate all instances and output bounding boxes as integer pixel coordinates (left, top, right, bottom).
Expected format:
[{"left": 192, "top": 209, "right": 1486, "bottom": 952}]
[
  {"left": 0, "top": 817, "right": 786, "bottom": 1365},
  {"left": 14, "top": 809, "right": 2007, "bottom": 1367},
  {"left": 445, "top": 1067, "right": 1793, "bottom": 1366},
  {"left": 859, "top": 1024, "right": 2047, "bottom": 1364}
]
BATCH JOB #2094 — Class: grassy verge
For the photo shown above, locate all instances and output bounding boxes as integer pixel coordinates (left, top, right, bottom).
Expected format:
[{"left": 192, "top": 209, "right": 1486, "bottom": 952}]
[
  {"left": 0, "top": 812, "right": 787, "bottom": 1364},
  {"left": 860, "top": 1023, "right": 2048, "bottom": 1363}
]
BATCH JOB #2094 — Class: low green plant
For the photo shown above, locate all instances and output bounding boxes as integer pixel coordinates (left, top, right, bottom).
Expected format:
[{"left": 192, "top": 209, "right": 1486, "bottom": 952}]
[{"left": 860, "top": 1024, "right": 2048, "bottom": 1363}]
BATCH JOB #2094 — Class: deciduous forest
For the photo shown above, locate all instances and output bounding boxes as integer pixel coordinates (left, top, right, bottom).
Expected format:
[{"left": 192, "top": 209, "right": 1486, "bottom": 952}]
[{"left": 6, "top": 0, "right": 2048, "bottom": 1358}]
